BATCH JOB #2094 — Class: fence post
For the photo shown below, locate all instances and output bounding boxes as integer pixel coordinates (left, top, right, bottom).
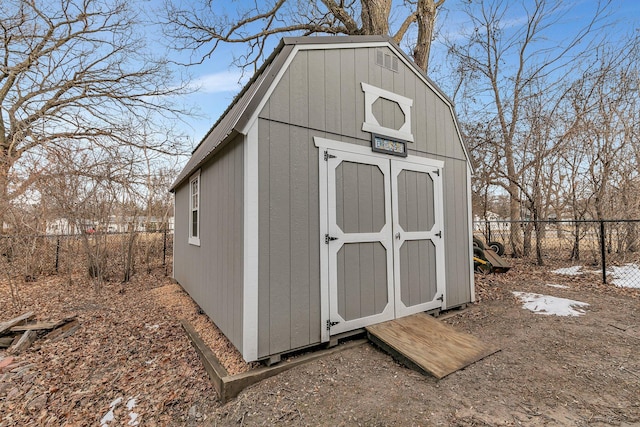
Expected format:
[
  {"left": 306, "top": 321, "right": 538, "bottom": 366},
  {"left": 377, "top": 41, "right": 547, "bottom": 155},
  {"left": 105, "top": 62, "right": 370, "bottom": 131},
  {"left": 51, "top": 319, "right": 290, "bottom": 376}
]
[
  {"left": 600, "top": 220, "right": 607, "bottom": 284},
  {"left": 162, "top": 227, "right": 167, "bottom": 267},
  {"left": 55, "top": 236, "right": 60, "bottom": 273}
]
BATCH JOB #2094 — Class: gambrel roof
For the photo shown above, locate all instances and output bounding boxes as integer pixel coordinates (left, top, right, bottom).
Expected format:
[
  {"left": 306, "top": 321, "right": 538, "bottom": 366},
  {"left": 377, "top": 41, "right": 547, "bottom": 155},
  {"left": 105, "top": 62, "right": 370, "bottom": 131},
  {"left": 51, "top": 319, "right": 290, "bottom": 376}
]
[{"left": 170, "top": 35, "right": 471, "bottom": 191}]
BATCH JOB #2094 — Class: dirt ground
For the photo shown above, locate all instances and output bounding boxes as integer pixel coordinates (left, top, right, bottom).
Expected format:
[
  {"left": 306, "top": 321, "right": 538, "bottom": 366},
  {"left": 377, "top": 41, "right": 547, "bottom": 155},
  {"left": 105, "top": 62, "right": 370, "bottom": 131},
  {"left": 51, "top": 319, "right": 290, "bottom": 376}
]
[{"left": 1, "top": 262, "right": 639, "bottom": 426}]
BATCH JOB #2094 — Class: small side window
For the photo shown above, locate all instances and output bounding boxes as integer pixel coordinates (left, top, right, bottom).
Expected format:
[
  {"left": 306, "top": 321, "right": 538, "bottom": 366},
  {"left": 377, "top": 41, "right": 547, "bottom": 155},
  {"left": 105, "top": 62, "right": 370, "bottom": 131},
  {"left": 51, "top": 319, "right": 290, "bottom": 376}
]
[{"left": 189, "top": 171, "right": 200, "bottom": 246}]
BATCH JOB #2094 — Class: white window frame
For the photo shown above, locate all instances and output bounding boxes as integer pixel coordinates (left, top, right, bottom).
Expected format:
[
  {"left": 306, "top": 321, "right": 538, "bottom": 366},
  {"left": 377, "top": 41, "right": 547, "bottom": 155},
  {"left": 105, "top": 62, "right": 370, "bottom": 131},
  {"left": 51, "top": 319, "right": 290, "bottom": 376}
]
[
  {"left": 188, "top": 170, "right": 201, "bottom": 246},
  {"left": 361, "top": 82, "right": 414, "bottom": 142}
]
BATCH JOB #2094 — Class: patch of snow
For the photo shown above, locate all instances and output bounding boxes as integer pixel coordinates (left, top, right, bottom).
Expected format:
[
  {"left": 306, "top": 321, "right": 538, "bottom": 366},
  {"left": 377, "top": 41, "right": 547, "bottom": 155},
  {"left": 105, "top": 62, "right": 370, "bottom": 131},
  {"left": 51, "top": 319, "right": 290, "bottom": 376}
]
[
  {"left": 145, "top": 324, "right": 159, "bottom": 330},
  {"left": 551, "top": 266, "right": 583, "bottom": 276},
  {"left": 126, "top": 397, "right": 136, "bottom": 410},
  {"left": 126, "top": 397, "right": 139, "bottom": 426},
  {"left": 100, "top": 397, "right": 123, "bottom": 426},
  {"left": 546, "top": 284, "right": 570, "bottom": 289},
  {"left": 100, "top": 410, "right": 114, "bottom": 427},
  {"left": 128, "top": 412, "right": 139, "bottom": 426},
  {"left": 101, "top": 396, "right": 140, "bottom": 426},
  {"left": 609, "top": 264, "right": 640, "bottom": 289},
  {"left": 513, "top": 292, "right": 589, "bottom": 316}
]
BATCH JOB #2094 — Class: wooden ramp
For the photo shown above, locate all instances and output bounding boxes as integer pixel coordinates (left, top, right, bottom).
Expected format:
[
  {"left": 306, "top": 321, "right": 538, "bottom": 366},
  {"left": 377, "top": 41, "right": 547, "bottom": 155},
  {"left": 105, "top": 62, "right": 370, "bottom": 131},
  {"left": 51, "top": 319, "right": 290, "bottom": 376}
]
[
  {"left": 483, "top": 249, "right": 512, "bottom": 273},
  {"left": 366, "top": 312, "right": 500, "bottom": 379}
]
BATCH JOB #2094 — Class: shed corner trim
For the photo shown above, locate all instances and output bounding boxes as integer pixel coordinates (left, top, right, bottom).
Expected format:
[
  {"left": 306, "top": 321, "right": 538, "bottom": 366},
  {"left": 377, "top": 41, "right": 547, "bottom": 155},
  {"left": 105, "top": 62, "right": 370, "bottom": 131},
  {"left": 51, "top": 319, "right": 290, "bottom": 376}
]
[{"left": 242, "top": 121, "right": 260, "bottom": 362}]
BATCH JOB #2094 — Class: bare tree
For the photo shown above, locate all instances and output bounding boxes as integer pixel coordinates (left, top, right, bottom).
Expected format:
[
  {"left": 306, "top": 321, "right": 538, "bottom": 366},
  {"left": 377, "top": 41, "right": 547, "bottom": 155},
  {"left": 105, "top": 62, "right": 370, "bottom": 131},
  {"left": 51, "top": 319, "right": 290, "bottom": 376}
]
[
  {"left": 36, "top": 139, "right": 127, "bottom": 290},
  {"left": 447, "top": 0, "right": 612, "bottom": 256},
  {"left": 162, "top": 0, "right": 445, "bottom": 72},
  {"left": 0, "top": 0, "right": 190, "bottom": 218}
]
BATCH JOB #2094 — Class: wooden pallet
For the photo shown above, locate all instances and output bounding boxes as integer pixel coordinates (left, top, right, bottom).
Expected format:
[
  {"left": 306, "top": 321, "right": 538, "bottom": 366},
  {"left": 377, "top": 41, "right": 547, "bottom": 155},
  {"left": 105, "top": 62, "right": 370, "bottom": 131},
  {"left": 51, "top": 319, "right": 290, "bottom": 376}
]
[{"left": 366, "top": 312, "right": 500, "bottom": 379}]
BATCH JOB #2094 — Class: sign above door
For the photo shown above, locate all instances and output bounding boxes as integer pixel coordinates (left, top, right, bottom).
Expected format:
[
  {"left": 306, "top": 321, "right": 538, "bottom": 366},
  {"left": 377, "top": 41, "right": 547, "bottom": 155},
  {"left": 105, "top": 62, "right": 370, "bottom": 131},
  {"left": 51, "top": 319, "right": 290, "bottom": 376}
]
[{"left": 372, "top": 134, "right": 408, "bottom": 157}]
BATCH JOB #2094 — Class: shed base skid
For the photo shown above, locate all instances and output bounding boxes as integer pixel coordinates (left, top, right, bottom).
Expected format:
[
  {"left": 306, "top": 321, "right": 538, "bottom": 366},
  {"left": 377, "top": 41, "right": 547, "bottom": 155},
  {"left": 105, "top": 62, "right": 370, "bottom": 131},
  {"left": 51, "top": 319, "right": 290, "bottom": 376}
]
[
  {"left": 328, "top": 328, "right": 367, "bottom": 347},
  {"left": 182, "top": 320, "right": 367, "bottom": 403}
]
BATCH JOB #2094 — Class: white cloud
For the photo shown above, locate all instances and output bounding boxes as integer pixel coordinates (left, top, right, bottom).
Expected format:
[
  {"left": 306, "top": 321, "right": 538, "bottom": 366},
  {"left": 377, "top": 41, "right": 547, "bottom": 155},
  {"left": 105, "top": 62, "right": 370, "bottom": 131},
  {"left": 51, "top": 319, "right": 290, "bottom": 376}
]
[{"left": 191, "top": 70, "right": 248, "bottom": 94}]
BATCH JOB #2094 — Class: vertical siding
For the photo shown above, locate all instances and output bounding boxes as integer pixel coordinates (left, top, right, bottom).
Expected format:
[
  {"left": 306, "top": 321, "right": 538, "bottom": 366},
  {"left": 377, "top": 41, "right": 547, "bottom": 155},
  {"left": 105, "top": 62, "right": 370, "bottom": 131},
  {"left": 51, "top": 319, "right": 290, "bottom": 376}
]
[
  {"left": 262, "top": 47, "right": 467, "bottom": 161},
  {"left": 253, "top": 45, "right": 472, "bottom": 357},
  {"left": 257, "top": 119, "right": 321, "bottom": 358},
  {"left": 173, "top": 137, "right": 245, "bottom": 352},
  {"left": 441, "top": 157, "right": 472, "bottom": 306},
  {"left": 307, "top": 50, "right": 326, "bottom": 132}
]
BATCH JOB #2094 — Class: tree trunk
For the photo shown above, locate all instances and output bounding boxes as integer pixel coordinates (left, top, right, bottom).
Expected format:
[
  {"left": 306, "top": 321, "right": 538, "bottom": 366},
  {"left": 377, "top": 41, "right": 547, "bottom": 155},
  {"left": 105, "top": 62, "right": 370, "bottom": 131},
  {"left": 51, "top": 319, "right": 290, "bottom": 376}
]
[
  {"left": 0, "top": 152, "right": 11, "bottom": 233},
  {"left": 508, "top": 183, "right": 523, "bottom": 257},
  {"left": 413, "top": 0, "right": 443, "bottom": 71},
  {"left": 360, "top": 0, "right": 391, "bottom": 35}
]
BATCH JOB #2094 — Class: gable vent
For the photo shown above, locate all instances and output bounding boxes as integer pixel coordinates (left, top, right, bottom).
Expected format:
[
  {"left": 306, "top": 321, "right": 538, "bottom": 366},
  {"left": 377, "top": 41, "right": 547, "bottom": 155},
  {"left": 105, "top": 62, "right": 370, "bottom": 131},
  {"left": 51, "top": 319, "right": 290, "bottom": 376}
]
[{"left": 376, "top": 49, "right": 399, "bottom": 73}]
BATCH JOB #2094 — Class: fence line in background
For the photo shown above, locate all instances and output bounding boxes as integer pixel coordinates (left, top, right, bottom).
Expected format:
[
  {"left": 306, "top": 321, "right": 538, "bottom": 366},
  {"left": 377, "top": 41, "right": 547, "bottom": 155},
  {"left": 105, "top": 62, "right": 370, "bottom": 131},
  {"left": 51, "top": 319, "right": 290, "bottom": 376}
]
[
  {"left": 0, "top": 230, "right": 173, "bottom": 282},
  {"left": 474, "top": 219, "right": 640, "bottom": 287}
]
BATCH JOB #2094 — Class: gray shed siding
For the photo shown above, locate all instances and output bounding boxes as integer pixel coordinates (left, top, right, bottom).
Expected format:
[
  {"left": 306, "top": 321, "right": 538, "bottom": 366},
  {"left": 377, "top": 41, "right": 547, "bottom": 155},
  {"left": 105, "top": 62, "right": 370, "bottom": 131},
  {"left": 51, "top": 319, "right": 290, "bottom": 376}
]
[
  {"left": 257, "top": 120, "right": 322, "bottom": 357},
  {"left": 174, "top": 137, "right": 245, "bottom": 353},
  {"left": 255, "top": 46, "right": 471, "bottom": 356}
]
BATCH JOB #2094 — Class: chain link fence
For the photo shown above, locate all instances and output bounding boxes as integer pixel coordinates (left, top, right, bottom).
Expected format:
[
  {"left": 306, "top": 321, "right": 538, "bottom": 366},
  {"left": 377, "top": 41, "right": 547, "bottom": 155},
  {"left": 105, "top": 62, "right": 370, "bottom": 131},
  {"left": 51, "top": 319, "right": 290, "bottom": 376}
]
[
  {"left": 474, "top": 220, "right": 640, "bottom": 288},
  {"left": 0, "top": 230, "right": 173, "bottom": 283}
]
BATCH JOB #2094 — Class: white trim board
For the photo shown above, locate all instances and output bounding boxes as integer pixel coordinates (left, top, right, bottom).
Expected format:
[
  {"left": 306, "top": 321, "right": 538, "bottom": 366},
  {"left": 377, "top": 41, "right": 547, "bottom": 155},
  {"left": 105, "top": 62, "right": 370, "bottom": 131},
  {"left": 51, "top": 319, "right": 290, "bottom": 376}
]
[
  {"left": 361, "top": 82, "right": 414, "bottom": 142},
  {"left": 188, "top": 170, "right": 201, "bottom": 247},
  {"left": 467, "top": 163, "right": 476, "bottom": 303},
  {"left": 242, "top": 122, "right": 259, "bottom": 361},
  {"left": 317, "top": 139, "right": 330, "bottom": 343},
  {"left": 314, "top": 137, "right": 443, "bottom": 169}
]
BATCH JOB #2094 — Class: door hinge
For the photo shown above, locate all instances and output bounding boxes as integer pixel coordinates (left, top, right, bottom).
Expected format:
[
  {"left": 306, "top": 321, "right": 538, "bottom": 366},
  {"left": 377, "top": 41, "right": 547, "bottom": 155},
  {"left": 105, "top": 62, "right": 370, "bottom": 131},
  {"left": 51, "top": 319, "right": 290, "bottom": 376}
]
[
  {"left": 433, "top": 169, "right": 440, "bottom": 176},
  {"left": 437, "top": 294, "right": 444, "bottom": 302},
  {"left": 435, "top": 231, "right": 442, "bottom": 238},
  {"left": 326, "top": 319, "right": 340, "bottom": 331},
  {"left": 324, "top": 150, "right": 336, "bottom": 161},
  {"left": 325, "top": 234, "right": 338, "bottom": 244}
]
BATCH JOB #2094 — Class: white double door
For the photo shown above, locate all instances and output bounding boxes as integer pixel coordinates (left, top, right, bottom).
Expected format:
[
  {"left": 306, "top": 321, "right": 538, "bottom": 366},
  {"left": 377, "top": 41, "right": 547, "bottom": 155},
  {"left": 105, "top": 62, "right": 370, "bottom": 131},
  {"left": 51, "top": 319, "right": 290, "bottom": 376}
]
[{"left": 319, "top": 142, "right": 445, "bottom": 337}]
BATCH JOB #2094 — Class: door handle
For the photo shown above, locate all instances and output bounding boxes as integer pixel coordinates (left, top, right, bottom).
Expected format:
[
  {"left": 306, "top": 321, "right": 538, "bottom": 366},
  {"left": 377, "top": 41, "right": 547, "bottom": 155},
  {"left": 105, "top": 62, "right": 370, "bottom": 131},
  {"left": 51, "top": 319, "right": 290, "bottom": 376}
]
[{"left": 395, "top": 232, "right": 401, "bottom": 240}]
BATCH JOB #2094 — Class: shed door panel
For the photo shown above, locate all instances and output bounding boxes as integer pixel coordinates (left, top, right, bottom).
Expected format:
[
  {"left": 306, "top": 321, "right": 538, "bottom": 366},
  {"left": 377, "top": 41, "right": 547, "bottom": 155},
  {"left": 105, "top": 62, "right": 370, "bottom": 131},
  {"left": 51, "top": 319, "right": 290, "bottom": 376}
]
[
  {"left": 392, "top": 159, "right": 445, "bottom": 317},
  {"left": 319, "top": 142, "right": 445, "bottom": 339},
  {"left": 327, "top": 151, "right": 394, "bottom": 334}
]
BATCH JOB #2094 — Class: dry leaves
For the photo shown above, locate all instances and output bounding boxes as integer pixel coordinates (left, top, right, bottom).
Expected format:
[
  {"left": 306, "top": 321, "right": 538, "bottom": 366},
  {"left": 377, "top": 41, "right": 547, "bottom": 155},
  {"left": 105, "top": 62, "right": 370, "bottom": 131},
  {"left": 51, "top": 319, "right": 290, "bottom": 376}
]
[
  {"left": 0, "top": 272, "right": 220, "bottom": 426},
  {"left": 2, "top": 259, "right": 640, "bottom": 426}
]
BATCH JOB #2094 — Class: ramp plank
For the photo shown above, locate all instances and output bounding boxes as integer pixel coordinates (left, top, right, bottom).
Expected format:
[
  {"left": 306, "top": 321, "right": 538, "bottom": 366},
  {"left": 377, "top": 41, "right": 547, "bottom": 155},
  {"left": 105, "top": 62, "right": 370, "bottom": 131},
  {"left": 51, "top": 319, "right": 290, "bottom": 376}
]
[
  {"left": 483, "top": 249, "right": 511, "bottom": 272},
  {"left": 366, "top": 312, "right": 499, "bottom": 379}
]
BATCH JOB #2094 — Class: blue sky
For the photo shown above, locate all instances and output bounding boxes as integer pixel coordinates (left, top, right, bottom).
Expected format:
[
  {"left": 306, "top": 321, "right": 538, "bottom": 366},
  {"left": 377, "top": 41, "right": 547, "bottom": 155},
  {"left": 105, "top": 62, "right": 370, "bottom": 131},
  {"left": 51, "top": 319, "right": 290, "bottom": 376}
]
[{"left": 153, "top": 0, "right": 640, "bottom": 149}]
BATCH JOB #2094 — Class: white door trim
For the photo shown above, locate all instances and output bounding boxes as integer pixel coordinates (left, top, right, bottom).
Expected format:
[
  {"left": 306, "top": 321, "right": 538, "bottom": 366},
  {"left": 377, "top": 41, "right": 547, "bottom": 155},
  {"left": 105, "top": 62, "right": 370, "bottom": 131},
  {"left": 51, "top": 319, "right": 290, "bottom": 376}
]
[
  {"left": 391, "top": 158, "right": 446, "bottom": 316},
  {"left": 326, "top": 150, "right": 395, "bottom": 335},
  {"left": 315, "top": 136, "right": 447, "bottom": 338},
  {"left": 314, "top": 137, "right": 443, "bottom": 169}
]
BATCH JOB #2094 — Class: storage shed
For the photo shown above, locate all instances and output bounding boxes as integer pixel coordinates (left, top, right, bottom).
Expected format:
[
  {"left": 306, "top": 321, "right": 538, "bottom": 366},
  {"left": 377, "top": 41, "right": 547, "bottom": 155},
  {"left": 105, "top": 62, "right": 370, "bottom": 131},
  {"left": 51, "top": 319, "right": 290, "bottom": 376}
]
[{"left": 170, "top": 36, "right": 474, "bottom": 363}]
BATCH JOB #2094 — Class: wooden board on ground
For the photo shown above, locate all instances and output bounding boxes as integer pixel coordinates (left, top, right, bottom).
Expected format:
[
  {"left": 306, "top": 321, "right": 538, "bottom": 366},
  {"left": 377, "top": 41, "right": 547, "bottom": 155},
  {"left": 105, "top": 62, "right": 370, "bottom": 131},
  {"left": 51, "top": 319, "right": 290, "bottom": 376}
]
[
  {"left": 366, "top": 312, "right": 500, "bottom": 379},
  {"left": 8, "top": 330, "right": 37, "bottom": 355},
  {"left": 0, "top": 312, "right": 35, "bottom": 335},
  {"left": 44, "top": 319, "right": 80, "bottom": 342},
  {"left": 0, "top": 336, "right": 14, "bottom": 348},
  {"left": 10, "top": 320, "right": 66, "bottom": 332},
  {"left": 483, "top": 249, "right": 511, "bottom": 273}
]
